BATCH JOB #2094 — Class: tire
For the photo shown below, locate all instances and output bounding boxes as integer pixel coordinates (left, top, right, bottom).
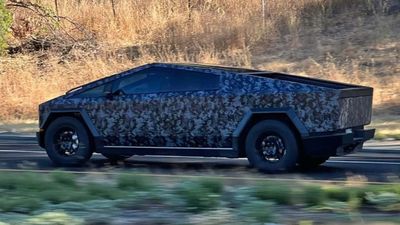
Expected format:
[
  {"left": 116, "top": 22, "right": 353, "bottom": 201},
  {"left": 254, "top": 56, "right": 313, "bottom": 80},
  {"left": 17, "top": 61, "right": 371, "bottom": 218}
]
[
  {"left": 298, "top": 156, "right": 329, "bottom": 169},
  {"left": 245, "top": 120, "right": 299, "bottom": 172},
  {"left": 44, "top": 116, "right": 93, "bottom": 166},
  {"left": 102, "top": 153, "right": 132, "bottom": 161}
]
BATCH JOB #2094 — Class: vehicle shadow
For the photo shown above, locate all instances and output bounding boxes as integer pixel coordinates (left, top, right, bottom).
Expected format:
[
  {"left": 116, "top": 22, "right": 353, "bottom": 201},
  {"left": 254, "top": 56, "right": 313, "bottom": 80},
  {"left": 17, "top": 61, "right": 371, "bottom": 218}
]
[{"left": 83, "top": 156, "right": 392, "bottom": 182}]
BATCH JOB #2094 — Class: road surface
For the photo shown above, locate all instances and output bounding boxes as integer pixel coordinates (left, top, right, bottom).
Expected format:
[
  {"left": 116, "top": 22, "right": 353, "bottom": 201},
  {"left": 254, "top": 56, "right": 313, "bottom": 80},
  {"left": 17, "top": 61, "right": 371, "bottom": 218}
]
[{"left": 0, "top": 132, "right": 399, "bottom": 183}]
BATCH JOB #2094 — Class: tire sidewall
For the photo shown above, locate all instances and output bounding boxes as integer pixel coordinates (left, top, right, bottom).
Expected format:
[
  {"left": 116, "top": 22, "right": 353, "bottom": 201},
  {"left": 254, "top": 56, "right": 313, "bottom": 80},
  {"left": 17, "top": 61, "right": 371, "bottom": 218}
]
[
  {"left": 245, "top": 120, "right": 299, "bottom": 172},
  {"left": 44, "top": 117, "right": 92, "bottom": 166}
]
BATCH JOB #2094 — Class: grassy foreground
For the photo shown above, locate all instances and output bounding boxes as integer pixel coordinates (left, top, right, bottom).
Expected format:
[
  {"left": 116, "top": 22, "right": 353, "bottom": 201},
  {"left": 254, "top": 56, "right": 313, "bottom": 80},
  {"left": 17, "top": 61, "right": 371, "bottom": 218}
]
[{"left": 0, "top": 172, "right": 399, "bottom": 225}]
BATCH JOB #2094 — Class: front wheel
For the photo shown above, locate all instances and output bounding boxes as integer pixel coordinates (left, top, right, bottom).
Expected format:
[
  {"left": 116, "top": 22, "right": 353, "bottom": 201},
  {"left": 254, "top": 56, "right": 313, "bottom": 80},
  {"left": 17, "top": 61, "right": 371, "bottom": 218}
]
[
  {"left": 44, "top": 116, "right": 93, "bottom": 166},
  {"left": 245, "top": 120, "right": 299, "bottom": 172}
]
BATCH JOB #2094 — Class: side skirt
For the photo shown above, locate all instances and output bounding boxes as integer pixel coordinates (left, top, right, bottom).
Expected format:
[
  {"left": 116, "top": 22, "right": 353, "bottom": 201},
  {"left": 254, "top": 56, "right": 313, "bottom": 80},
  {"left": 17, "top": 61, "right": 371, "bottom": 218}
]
[{"left": 101, "top": 146, "right": 240, "bottom": 158}]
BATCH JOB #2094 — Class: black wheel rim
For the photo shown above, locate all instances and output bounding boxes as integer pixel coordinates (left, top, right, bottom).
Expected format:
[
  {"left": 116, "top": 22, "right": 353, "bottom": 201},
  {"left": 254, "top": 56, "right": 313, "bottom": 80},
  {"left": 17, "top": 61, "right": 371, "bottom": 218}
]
[
  {"left": 255, "top": 133, "right": 286, "bottom": 162},
  {"left": 53, "top": 127, "right": 80, "bottom": 156}
]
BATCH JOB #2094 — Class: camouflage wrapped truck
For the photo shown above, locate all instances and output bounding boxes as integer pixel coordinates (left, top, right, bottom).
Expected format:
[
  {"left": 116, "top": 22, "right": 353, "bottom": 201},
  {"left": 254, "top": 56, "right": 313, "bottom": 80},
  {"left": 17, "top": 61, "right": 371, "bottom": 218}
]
[{"left": 37, "top": 63, "right": 375, "bottom": 172}]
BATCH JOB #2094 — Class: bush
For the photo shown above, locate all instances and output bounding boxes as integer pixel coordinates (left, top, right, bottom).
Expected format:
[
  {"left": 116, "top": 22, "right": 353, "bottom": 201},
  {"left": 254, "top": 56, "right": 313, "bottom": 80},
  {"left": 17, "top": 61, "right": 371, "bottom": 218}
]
[
  {"left": 85, "top": 183, "right": 123, "bottom": 200},
  {"left": 50, "top": 171, "right": 77, "bottom": 187},
  {"left": 197, "top": 178, "right": 224, "bottom": 194},
  {"left": 24, "top": 212, "right": 83, "bottom": 225},
  {"left": 39, "top": 188, "right": 94, "bottom": 204},
  {"left": 115, "top": 191, "right": 166, "bottom": 210},
  {"left": 302, "top": 185, "right": 327, "bottom": 206},
  {"left": 175, "top": 180, "right": 221, "bottom": 212},
  {"left": 117, "top": 174, "right": 152, "bottom": 191},
  {"left": 0, "top": 173, "right": 48, "bottom": 191},
  {"left": 365, "top": 192, "right": 400, "bottom": 211},
  {"left": 0, "top": 196, "right": 43, "bottom": 213},
  {"left": 252, "top": 182, "right": 292, "bottom": 205},
  {"left": 239, "top": 201, "right": 274, "bottom": 223},
  {"left": 0, "top": 0, "right": 12, "bottom": 55},
  {"left": 325, "top": 187, "right": 351, "bottom": 202}
]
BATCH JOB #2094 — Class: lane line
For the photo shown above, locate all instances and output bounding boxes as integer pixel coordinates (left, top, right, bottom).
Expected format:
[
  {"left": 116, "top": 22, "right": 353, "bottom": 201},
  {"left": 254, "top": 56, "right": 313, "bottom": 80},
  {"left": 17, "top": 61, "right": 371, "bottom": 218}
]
[
  {"left": 0, "top": 150, "right": 45, "bottom": 153},
  {"left": 0, "top": 168, "right": 396, "bottom": 185},
  {"left": 0, "top": 144, "right": 39, "bottom": 146},
  {"left": 0, "top": 150, "right": 399, "bottom": 164},
  {"left": 327, "top": 160, "right": 400, "bottom": 165},
  {"left": 0, "top": 154, "right": 398, "bottom": 166}
]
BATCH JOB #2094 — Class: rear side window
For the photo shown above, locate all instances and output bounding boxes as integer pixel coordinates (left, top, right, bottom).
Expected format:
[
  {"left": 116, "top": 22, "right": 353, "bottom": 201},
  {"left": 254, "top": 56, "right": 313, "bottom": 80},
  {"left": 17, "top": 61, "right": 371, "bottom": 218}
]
[
  {"left": 171, "top": 70, "right": 219, "bottom": 92},
  {"left": 117, "top": 68, "right": 220, "bottom": 95}
]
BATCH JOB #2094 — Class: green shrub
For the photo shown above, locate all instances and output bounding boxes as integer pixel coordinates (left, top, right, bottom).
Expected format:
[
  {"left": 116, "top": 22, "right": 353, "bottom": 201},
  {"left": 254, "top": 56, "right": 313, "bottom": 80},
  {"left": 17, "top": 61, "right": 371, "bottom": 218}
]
[
  {"left": 364, "top": 191, "right": 400, "bottom": 211},
  {"left": 0, "top": 0, "right": 12, "bottom": 55},
  {"left": 115, "top": 191, "right": 166, "bottom": 210},
  {"left": 252, "top": 182, "right": 292, "bottom": 205},
  {"left": 302, "top": 185, "right": 326, "bottom": 206},
  {"left": 50, "top": 172, "right": 77, "bottom": 187},
  {"left": 175, "top": 180, "right": 220, "bottom": 212},
  {"left": 117, "top": 174, "right": 152, "bottom": 191},
  {"left": 24, "top": 212, "right": 83, "bottom": 225},
  {"left": 0, "top": 196, "right": 43, "bottom": 213},
  {"left": 38, "top": 188, "right": 94, "bottom": 204},
  {"left": 239, "top": 201, "right": 274, "bottom": 223},
  {"left": 197, "top": 178, "right": 224, "bottom": 194},
  {"left": 85, "top": 183, "right": 123, "bottom": 200},
  {"left": 0, "top": 173, "right": 48, "bottom": 191},
  {"left": 325, "top": 187, "right": 351, "bottom": 202}
]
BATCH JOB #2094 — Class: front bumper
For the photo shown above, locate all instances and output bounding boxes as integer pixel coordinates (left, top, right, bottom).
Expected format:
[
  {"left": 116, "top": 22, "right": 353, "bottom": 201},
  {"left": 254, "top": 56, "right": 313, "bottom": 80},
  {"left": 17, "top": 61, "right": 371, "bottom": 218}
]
[
  {"left": 37, "top": 130, "right": 44, "bottom": 148},
  {"left": 302, "top": 128, "right": 375, "bottom": 157}
]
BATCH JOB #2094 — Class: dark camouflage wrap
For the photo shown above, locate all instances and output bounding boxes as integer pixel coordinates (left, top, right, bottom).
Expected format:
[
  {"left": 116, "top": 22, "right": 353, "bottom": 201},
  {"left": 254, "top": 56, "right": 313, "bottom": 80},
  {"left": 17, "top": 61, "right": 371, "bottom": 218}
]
[{"left": 39, "top": 63, "right": 373, "bottom": 147}]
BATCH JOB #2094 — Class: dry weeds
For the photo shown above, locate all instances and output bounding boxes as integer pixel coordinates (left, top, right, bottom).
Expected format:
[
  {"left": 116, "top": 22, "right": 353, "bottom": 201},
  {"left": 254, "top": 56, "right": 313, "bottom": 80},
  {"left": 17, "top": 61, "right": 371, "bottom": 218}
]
[{"left": 0, "top": 0, "right": 399, "bottom": 121}]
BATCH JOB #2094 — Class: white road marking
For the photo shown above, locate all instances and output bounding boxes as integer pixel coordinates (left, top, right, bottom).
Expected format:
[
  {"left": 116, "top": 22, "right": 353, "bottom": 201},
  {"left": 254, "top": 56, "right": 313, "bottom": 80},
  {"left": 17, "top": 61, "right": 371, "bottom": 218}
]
[
  {"left": 327, "top": 160, "right": 400, "bottom": 165},
  {"left": 0, "top": 150, "right": 45, "bottom": 153},
  {"left": 0, "top": 143, "right": 38, "bottom": 146},
  {"left": 0, "top": 150, "right": 398, "bottom": 166}
]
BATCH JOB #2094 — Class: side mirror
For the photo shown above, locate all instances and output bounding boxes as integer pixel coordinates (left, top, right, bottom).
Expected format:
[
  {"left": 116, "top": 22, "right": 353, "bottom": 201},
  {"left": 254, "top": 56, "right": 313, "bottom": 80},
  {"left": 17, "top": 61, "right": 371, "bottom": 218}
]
[
  {"left": 104, "top": 90, "right": 114, "bottom": 100},
  {"left": 104, "top": 89, "right": 124, "bottom": 100}
]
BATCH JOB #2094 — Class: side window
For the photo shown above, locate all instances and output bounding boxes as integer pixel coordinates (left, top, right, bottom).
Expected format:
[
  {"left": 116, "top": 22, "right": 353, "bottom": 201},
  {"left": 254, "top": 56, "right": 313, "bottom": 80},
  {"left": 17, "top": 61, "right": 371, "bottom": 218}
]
[
  {"left": 115, "top": 68, "right": 220, "bottom": 95},
  {"left": 74, "top": 84, "right": 108, "bottom": 98},
  {"left": 117, "top": 69, "right": 166, "bottom": 95},
  {"left": 170, "top": 70, "right": 219, "bottom": 92}
]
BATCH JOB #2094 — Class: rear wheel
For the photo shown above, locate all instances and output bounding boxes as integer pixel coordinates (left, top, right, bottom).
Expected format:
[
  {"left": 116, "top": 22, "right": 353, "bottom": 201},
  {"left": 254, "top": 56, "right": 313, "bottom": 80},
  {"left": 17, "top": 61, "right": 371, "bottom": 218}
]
[
  {"left": 44, "top": 117, "right": 93, "bottom": 166},
  {"left": 245, "top": 120, "right": 299, "bottom": 172}
]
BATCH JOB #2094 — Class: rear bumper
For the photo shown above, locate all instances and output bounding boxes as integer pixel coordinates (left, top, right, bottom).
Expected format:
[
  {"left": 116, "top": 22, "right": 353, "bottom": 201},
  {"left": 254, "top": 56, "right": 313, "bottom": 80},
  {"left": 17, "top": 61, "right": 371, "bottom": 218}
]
[{"left": 302, "top": 128, "right": 375, "bottom": 157}]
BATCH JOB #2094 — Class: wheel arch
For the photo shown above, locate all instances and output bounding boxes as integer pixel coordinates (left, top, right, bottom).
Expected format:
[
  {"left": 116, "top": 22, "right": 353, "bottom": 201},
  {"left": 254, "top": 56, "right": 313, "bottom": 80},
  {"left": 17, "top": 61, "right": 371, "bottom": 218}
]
[
  {"left": 38, "top": 109, "right": 102, "bottom": 150},
  {"left": 232, "top": 108, "right": 309, "bottom": 157}
]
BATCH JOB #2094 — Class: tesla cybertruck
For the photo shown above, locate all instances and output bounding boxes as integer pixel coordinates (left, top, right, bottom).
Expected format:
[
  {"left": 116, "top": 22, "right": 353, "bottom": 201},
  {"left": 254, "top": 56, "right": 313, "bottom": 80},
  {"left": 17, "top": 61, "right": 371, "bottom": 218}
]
[{"left": 37, "top": 63, "right": 374, "bottom": 172}]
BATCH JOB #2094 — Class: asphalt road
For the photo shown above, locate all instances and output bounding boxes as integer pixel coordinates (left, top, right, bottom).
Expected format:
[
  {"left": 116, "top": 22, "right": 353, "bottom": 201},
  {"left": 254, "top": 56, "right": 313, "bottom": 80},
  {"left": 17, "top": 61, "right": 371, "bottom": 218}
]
[{"left": 0, "top": 132, "right": 399, "bottom": 183}]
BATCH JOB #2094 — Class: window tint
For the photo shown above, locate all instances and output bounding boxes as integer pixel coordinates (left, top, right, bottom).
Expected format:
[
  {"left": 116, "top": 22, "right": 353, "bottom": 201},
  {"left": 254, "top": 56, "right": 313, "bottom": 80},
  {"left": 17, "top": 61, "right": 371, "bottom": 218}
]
[
  {"left": 116, "top": 68, "right": 219, "bottom": 94},
  {"left": 74, "top": 84, "right": 107, "bottom": 98},
  {"left": 118, "top": 71, "right": 163, "bottom": 94},
  {"left": 171, "top": 70, "right": 219, "bottom": 92}
]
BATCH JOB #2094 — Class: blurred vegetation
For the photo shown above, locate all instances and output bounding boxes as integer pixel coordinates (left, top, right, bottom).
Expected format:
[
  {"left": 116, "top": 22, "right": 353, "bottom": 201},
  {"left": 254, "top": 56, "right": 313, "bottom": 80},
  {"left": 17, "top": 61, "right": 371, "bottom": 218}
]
[
  {"left": 174, "top": 179, "right": 222, "bottom": 212},
  {"left": 0, "top": 172, "right": 399, "bottom": 224},
  {"left": 117, "top": 173, "right": 153, "bottom": 191},
  {"left": 252, "top": 181, "right": 293, "bottom": 205}
]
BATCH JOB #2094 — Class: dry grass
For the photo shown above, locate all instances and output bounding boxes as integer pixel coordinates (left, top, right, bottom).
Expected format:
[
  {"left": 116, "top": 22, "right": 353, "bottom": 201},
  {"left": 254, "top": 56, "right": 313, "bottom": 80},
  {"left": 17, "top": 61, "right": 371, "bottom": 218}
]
[{"left": 0, "top": 0, "right": 399, "bottom": 122}]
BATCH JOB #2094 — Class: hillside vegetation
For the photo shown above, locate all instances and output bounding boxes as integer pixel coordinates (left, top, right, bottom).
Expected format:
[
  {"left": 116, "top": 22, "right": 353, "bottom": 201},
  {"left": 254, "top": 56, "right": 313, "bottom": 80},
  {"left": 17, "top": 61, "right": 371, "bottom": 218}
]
[{"left": 0, "top": 0, "right": 399, "bottom": 121}]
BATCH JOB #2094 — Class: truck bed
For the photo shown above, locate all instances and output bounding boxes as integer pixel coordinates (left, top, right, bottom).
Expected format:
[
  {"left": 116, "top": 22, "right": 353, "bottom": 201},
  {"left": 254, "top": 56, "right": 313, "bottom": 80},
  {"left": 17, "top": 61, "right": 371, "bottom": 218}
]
[{"left": 246, "top": 71, "right": 374, "bottom": 130}]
